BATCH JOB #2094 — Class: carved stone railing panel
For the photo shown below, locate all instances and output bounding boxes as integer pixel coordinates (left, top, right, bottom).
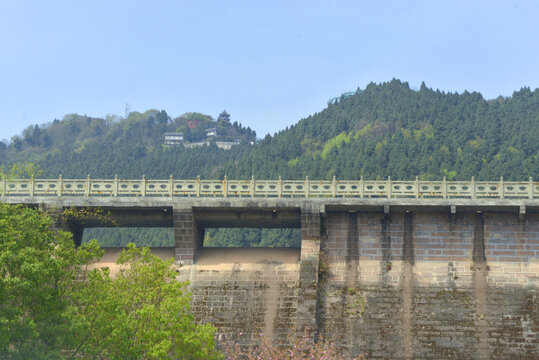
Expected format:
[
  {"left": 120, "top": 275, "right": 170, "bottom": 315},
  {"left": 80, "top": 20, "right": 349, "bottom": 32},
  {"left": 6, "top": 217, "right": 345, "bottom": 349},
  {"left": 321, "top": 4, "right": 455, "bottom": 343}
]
[
  {"left": 145, "top": 180, "right": 171, "bottom": 196},
  {"left": 1, "top": 177, "right": 537, "bottom": 199},
  {"left": 416, "top": 182, "right": 443, "bottom": 198},
  {"left": 391, "top": 181, "right": 418, "bottom": 198},
  {"left": 474, "top": 181, "right": 502, "bottom": 198},
  {"left": 335, "top": 181, "right": 362, "bottom": 197},
  {"left": 254, "top": 180, "right": 280, "bottom": 197},
  {"left": 4, "top": 179, "right": 33, "bottom": 196},
  {"left": 282, "top": 180, "right": 308, "bottom": 197},
  {"left": 115, "top": 180, "right": 140, "bottom": 196},
  {"left": 199, "top": 180, "right": 224, "bottom": 197},
  {"left": 88, "top": 179, "right": 115, "bottom": 196},
  {"left": 172, "top": 180, "right": 197, "bottom": 196},
  {"left": 503, "top": 181, "right": 533, "bottom": 198},
  {"left": 308, "top": 180, "right": 333, "bottom": 197},
  {"left": 363, "top": 181, "right": 391, "bottom": 198},
  {"left": 446, "top": 181, "right": 473, "bottom": 198},
  {"left": 59, "top": 179, "right": 87, "bottom": 196},
  {"left": 227, "top": 180, "right": 252, "bottom": 197}
]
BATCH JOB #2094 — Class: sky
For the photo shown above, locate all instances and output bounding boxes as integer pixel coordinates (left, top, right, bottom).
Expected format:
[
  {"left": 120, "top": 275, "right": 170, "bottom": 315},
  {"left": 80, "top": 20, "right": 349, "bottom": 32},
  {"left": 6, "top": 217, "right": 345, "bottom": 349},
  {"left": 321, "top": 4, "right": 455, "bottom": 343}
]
[{"left": 1, "top": 0, "right": 539, "bottom": 141}]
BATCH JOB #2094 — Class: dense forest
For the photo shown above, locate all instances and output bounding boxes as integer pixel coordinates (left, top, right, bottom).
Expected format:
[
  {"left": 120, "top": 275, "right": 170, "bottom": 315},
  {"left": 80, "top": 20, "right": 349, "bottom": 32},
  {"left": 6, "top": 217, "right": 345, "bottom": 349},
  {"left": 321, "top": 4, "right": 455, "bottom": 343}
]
[
  {"left": 219, "top": 80, "right": 538, "bottom": 181},
  {"left": 1, "top": 109, "right": 256, "bottom": 179},
  {"left": 2, "top": 79, "right": 538, "bottom": 247}
]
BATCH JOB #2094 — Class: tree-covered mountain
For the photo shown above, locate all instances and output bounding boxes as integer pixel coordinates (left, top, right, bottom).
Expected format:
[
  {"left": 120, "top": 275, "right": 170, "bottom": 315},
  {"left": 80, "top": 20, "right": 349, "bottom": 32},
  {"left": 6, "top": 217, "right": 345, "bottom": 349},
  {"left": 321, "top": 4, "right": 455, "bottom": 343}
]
[
  {"left": 2, "top": 79, "right": 537, "bottom": 247},
  {"left": 218, "top": 80, "right": 538, "bottom": 181},
  {"left": 2, "top": 79, "right": 537, "bottom": 181},
  {"left": 1, "top": 109, "right": 255, "bottom": 179}
]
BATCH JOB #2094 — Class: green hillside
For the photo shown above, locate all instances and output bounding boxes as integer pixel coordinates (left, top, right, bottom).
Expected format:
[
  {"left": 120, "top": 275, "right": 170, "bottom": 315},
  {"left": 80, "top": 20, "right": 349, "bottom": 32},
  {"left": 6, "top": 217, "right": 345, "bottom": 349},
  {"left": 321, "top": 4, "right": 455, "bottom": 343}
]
[
  {"left": 2, "top": 80, "right": 537, "bottom": 181},
  {"left": 1, "top": 110, "right": 255, "bottom": 179},
  {"left": 2, "top": 79, "right": 538, "bottom": 247},
  {"left": 219, "top": 79, "right": 538, "bottom": 180}
]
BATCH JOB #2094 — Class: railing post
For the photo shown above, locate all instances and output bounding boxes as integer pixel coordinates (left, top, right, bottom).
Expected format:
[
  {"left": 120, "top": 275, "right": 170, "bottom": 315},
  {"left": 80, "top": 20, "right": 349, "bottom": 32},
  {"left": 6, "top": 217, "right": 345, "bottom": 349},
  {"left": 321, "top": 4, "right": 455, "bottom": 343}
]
[
  {"left": 305, "top": 176, "right": 310, "bottom": 198},
  {"left": 86, "top": 175, "right": 91, "bottom": 197},
  {"left": 360, "top": 175, "right": 364, "bottom": 198},
  {"left": 530, "top": 177, "right": 534, "bottom": 199},
  {"left": 58, "top": 174, "right": 63, "bottom": 197},
  {"left": 114, "top": 175, "right": 118, "bottom": 197},
  {"left": 142, "top": 175, "right": 146, "bottom": 197},
  {"left": 30, "top": 175, "right": 35, "bottom": 197},
  {"left": 196, "top": 175, "right": 201, "bottom": 197},
  {"left": 415, "top": 176, "right": 419, "bottom": 198},
  {"left": 500, "top": 176, "right": 504, "bottom": 199},
  {"left": 387, "top": 176, "right": 392, "bottom": 198},
  {"left": 223, "top": 175, "right": 228, "bottom": 198},
  {"left": 278, "top": 176, "right": 282, "bottom": 198},
  {"left": 251, "top": 175, "right": 255, "bottom": 197},
  {"left": 471, "top": 176, "right": 476, "bottom": 199},
  {"left": 169, "top": 175, "right": 174, "bottom": 197},
  {"left": 442, "top": 176, "right": 447, "bottom": 199},
  {"left": 332, "top": 176, "right": 337, "bottom": 198}
]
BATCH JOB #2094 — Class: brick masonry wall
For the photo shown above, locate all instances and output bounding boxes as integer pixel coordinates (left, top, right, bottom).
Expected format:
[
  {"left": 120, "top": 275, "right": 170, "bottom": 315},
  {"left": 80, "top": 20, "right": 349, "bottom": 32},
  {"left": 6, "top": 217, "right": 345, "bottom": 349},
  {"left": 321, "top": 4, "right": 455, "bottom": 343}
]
[
  {"left": 175, "top": 207, "right": 324, "bottom": 348},
  {"left": 484, "top": 213, "right": 539, "bottom": 287},
  {"left": 319, "top": 210, "right": 538, "bottom": 360},
  {"left": 87, "top": 207, "right": 537, "bottom": 358},
  {"left": 178, "top": 249, "right": 300, "bottom": 346},
  {"left": 296, "top": 209, "right": 321, "bottom": 337},
  {"left": 173, "top": 206, "right": 203, "bottom": 265}
]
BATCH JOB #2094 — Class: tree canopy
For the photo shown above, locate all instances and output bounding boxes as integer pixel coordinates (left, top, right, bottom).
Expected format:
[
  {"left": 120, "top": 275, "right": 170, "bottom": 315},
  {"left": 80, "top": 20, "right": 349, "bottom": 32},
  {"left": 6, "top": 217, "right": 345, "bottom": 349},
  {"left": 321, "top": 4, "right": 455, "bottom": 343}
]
[
  {"left": 0, "top": 203, "right": 220, "bottom": 359},
  {"left": 67, "top": 244, "right": 221, "bottom": 360},
  {"left": 0, "top": 203, "right": 82, "bottom": 358},
  {"left": 1, "top": 80, "right": 537, "bottom": 181}
]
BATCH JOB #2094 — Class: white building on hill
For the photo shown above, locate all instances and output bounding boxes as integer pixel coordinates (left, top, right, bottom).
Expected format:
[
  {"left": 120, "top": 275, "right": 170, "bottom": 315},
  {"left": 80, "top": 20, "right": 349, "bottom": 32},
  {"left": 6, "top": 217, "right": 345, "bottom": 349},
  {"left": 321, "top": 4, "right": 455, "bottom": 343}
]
[{"left": 164, "top": 132, "right": 183, "bottom": 145}]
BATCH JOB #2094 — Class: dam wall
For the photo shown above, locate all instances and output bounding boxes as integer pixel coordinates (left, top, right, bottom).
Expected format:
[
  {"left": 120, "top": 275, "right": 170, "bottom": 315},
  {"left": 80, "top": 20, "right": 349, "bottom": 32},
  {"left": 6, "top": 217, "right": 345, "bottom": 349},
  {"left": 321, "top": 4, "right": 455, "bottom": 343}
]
[
  {"left": 2, "top": 194, "right": 537, "bottom": 359},
  {"left": 318, "top": 211, "right": 538, "bottom": 359}
]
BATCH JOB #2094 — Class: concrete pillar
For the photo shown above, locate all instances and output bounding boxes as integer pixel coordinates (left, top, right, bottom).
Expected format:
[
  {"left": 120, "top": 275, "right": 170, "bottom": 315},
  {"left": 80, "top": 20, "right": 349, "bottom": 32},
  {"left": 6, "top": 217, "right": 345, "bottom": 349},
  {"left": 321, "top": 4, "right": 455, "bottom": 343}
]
[
  {"left": 296, "top": 204, "right": 321, "bottom": 338},
  {"left": 173, "top": 206, "right": 203, "bottom": 265}
]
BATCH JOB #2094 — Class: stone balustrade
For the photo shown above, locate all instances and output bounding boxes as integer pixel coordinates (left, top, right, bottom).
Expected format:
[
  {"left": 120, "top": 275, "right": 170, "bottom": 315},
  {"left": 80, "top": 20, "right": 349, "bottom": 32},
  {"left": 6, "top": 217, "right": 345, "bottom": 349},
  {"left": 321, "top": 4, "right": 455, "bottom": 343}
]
[{"left": 1, "top": 175, "right": 537, "bottom": 199}]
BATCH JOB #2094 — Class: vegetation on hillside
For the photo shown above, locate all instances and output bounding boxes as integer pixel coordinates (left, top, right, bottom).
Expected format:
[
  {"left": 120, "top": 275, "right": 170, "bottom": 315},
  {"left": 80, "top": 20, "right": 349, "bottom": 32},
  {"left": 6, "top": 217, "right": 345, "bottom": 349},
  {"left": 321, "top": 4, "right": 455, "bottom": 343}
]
[
  {"left": 2, "top": 80, "right": 537, "bottom": 181},
  {"left": 1, "top": 110, "right": 255, "bottom": 179},
  {"left": 218, "top": 80, "right": 538, "bottom": 180},
  {"left": 2, "top": 79, "right": 538, "bottom": 247}
]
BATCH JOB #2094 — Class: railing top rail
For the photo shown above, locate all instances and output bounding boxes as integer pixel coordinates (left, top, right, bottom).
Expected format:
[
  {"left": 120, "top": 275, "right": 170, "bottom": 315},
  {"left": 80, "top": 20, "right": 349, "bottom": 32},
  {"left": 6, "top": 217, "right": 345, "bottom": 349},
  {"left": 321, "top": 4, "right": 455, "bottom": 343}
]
[{"left": 0, "top": 176, "right": 537, "bottom": 199}]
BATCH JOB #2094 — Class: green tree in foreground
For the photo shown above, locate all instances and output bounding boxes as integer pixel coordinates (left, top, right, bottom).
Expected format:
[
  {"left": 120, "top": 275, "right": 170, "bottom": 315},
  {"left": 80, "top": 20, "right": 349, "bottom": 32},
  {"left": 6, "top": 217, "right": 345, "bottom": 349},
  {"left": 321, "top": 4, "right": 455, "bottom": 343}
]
[
  {"left": 0, "top": 203, "right": 221, "bottom": 359},
  {"left": 0, "top": 203, "right": 87, "bottom": 359},
  {"left": 68, "top": 244, "right": 221, "bottom": 360}
]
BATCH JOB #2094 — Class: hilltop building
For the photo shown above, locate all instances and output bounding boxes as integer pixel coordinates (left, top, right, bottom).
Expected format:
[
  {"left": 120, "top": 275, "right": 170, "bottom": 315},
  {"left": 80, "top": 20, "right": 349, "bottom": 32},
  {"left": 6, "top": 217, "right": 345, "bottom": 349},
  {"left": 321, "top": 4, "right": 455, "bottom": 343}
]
[
  {"left": 164, "top": 132, "right": 183, "bottom": 145},
  {"left": 164, "top": 111, "right": 246, "bottom": 150},
  {"left": 217, "top": 110, "right": 230, "bottom": 123}
]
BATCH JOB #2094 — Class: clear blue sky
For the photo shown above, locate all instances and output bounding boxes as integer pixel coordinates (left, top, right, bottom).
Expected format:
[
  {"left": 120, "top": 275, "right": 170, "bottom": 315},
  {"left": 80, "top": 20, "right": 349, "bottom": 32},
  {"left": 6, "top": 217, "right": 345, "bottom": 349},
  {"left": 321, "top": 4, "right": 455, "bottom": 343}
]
[{"left": 1, "top": 0, "right": 538, "bottom": 141}]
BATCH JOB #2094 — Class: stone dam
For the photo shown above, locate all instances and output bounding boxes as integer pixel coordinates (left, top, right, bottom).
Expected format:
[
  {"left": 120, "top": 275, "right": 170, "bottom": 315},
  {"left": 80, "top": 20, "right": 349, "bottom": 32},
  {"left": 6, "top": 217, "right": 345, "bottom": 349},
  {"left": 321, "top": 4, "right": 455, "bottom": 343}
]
[{"left": 2, "top": 177, "right": 538, "bottom": 359}]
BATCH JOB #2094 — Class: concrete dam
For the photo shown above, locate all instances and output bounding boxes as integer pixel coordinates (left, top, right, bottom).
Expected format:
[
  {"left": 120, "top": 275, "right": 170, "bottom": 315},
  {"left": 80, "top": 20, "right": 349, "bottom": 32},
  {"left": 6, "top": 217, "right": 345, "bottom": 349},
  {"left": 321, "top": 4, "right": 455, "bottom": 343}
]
[{"left": 2, "top": 176, "right": 538, "bottom": 359}]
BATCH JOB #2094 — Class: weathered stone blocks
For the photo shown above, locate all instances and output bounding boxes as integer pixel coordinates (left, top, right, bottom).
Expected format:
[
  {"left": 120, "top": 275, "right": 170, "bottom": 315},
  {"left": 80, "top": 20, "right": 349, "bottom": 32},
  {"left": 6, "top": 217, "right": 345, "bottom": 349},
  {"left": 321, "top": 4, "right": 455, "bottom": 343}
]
[
  {"left": 173, "top": 206, "right": 203, "bottom": 265},
  {"left": 319, "top": 210, "right": 538, "bottom": 359}
]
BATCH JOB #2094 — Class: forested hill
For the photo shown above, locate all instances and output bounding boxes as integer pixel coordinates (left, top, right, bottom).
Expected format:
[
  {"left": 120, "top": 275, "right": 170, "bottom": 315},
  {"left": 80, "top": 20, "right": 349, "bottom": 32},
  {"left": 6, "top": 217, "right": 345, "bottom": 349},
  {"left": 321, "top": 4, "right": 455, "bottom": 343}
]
[
  {"left": 1, "top": 79, "right": 538, "bottom": 181},
  {"left": 3, "top": 80, "right": 537, "bottom": 248},
  {"left": 220, "top": 80, "right": 538, "bottom": 181},
  {"left": 1, "top": 110, "right": 256, "bottom": 178}
]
